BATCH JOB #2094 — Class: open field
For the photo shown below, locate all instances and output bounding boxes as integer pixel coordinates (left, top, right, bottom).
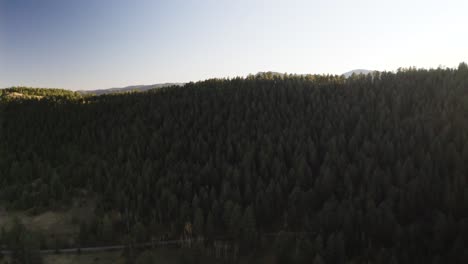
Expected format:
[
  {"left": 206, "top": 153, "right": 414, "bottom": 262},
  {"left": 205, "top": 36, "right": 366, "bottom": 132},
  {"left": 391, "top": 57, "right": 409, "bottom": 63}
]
[
  {"left": 0, "top": 199, "right": 97, "bottom": 249},
  {"left": 0, "top": 210, "right": 75, "bottom": 235},
  {"left": 0, "top": 198, "right": 95, "bottom": 233}
]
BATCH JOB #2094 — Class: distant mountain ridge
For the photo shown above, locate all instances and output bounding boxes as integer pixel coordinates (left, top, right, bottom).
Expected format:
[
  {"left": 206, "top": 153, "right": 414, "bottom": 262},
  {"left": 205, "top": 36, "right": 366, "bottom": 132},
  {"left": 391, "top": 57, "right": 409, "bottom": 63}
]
[
  {"left": 4, "top": 70, "right": 375, "bottom": 96},
  {"left": 78, "top": 83, "right": 184, "bottom": 95},
  {"left": 342, "top": 69, "right": 374, "bottom": 78}
]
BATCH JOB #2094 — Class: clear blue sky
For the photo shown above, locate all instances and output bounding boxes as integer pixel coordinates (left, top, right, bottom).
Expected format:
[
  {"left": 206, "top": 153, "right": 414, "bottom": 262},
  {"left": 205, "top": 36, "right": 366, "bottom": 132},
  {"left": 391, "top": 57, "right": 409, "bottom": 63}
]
[{"left": 1, "top": 0, "right": 467, "bottom": 90}]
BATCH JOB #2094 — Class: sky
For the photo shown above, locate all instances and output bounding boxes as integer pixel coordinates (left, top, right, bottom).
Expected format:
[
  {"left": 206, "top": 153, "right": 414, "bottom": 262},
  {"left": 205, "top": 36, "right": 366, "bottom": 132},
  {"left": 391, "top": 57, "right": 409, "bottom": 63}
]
[{"left": 0, "top": 0, "right": 467, "bottom": 90}]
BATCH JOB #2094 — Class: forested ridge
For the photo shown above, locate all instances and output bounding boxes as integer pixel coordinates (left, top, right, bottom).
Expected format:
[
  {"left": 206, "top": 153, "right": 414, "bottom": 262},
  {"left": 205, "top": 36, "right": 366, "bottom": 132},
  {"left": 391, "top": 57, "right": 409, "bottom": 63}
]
[{"left": 1, "top": 64, "right": 468, "bottom": 263}]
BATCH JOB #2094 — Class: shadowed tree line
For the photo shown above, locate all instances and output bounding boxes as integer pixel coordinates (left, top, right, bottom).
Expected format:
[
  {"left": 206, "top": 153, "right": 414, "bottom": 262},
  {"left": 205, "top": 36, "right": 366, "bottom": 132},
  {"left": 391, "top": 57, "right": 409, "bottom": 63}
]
[{"left": 1, "top": 64, "right": 468, "bottom": 263}]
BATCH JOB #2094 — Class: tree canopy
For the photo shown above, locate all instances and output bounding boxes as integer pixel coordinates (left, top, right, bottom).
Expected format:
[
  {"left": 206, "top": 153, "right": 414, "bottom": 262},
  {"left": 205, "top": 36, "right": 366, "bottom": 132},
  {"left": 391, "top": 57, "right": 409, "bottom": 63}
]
[{"left": 1, "top": 65, "right": 468, "bottom": 263}]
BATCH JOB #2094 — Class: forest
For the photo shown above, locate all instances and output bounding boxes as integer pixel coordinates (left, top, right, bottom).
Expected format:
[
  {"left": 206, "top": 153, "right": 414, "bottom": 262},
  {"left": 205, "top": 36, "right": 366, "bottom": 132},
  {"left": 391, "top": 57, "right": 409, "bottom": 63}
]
[{"left": 1, "top": 64, "right": 468, "bottom": 263}]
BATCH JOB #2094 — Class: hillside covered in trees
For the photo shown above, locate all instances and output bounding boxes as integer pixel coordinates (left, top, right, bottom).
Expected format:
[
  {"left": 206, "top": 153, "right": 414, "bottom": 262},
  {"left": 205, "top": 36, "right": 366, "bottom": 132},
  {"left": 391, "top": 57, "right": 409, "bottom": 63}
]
[{"left": 1, "top": 64, "right": 468, "bottom": 263}]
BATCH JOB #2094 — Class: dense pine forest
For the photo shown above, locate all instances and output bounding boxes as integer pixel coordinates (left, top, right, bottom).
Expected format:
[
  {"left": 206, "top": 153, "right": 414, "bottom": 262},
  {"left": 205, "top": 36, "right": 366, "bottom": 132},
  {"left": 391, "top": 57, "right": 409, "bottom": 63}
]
[{"left": 1, "top": 64, "right": 468, "bottom": 263}]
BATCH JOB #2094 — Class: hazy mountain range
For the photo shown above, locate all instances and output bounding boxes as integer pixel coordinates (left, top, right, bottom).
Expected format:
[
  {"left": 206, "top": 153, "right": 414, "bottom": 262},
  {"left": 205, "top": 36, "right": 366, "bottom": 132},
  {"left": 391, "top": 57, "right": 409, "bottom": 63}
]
[
  {"left": 78, "top": 83, "right": 184, "bottom": 95},
  {"left": 2, "top": 70, "right": 374, "bottom": 95},
  {"left": 342, "top": 69, "right": 374, "bottom": 78}
]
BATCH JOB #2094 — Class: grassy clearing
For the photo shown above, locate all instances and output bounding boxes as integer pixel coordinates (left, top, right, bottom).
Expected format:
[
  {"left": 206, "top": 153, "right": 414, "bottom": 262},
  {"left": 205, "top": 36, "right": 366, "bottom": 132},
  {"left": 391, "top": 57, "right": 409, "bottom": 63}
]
[
  {"left": 0, "top": 202, "right": 93, "bottom": 234},
  {"left": 0, "top": 209, "right": 77, "bottom": 238},
  {"left": 0, "top": 199, "right": 96, "bottom": 248}
]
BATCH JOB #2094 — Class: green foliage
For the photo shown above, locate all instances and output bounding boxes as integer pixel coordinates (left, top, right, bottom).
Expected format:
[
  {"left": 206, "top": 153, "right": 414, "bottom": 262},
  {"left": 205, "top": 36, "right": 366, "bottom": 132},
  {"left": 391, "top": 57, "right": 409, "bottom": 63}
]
[
  {"left": 0, "top": 86, "right": 82, "bottom": 103},
  {"left": 3, "top": 218, "right": 43, "bottom": 264},
  {"left": 177, "top": 249, "right": 203, "bottom": 264},
  {"left": 274, "top": 232, "right": 296, "bottom": 263},
  {"left": 1, "top": 65, "right": 468, "bottom": 262},
  {"left": 193, "top": 208, "right": 204, "bottom": 236},
  {"left": 135, "top": 251, "right": 156, "bottom": 264},
  {"left": 134, "top": 222, "right": 147, "bottom": 243}
]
